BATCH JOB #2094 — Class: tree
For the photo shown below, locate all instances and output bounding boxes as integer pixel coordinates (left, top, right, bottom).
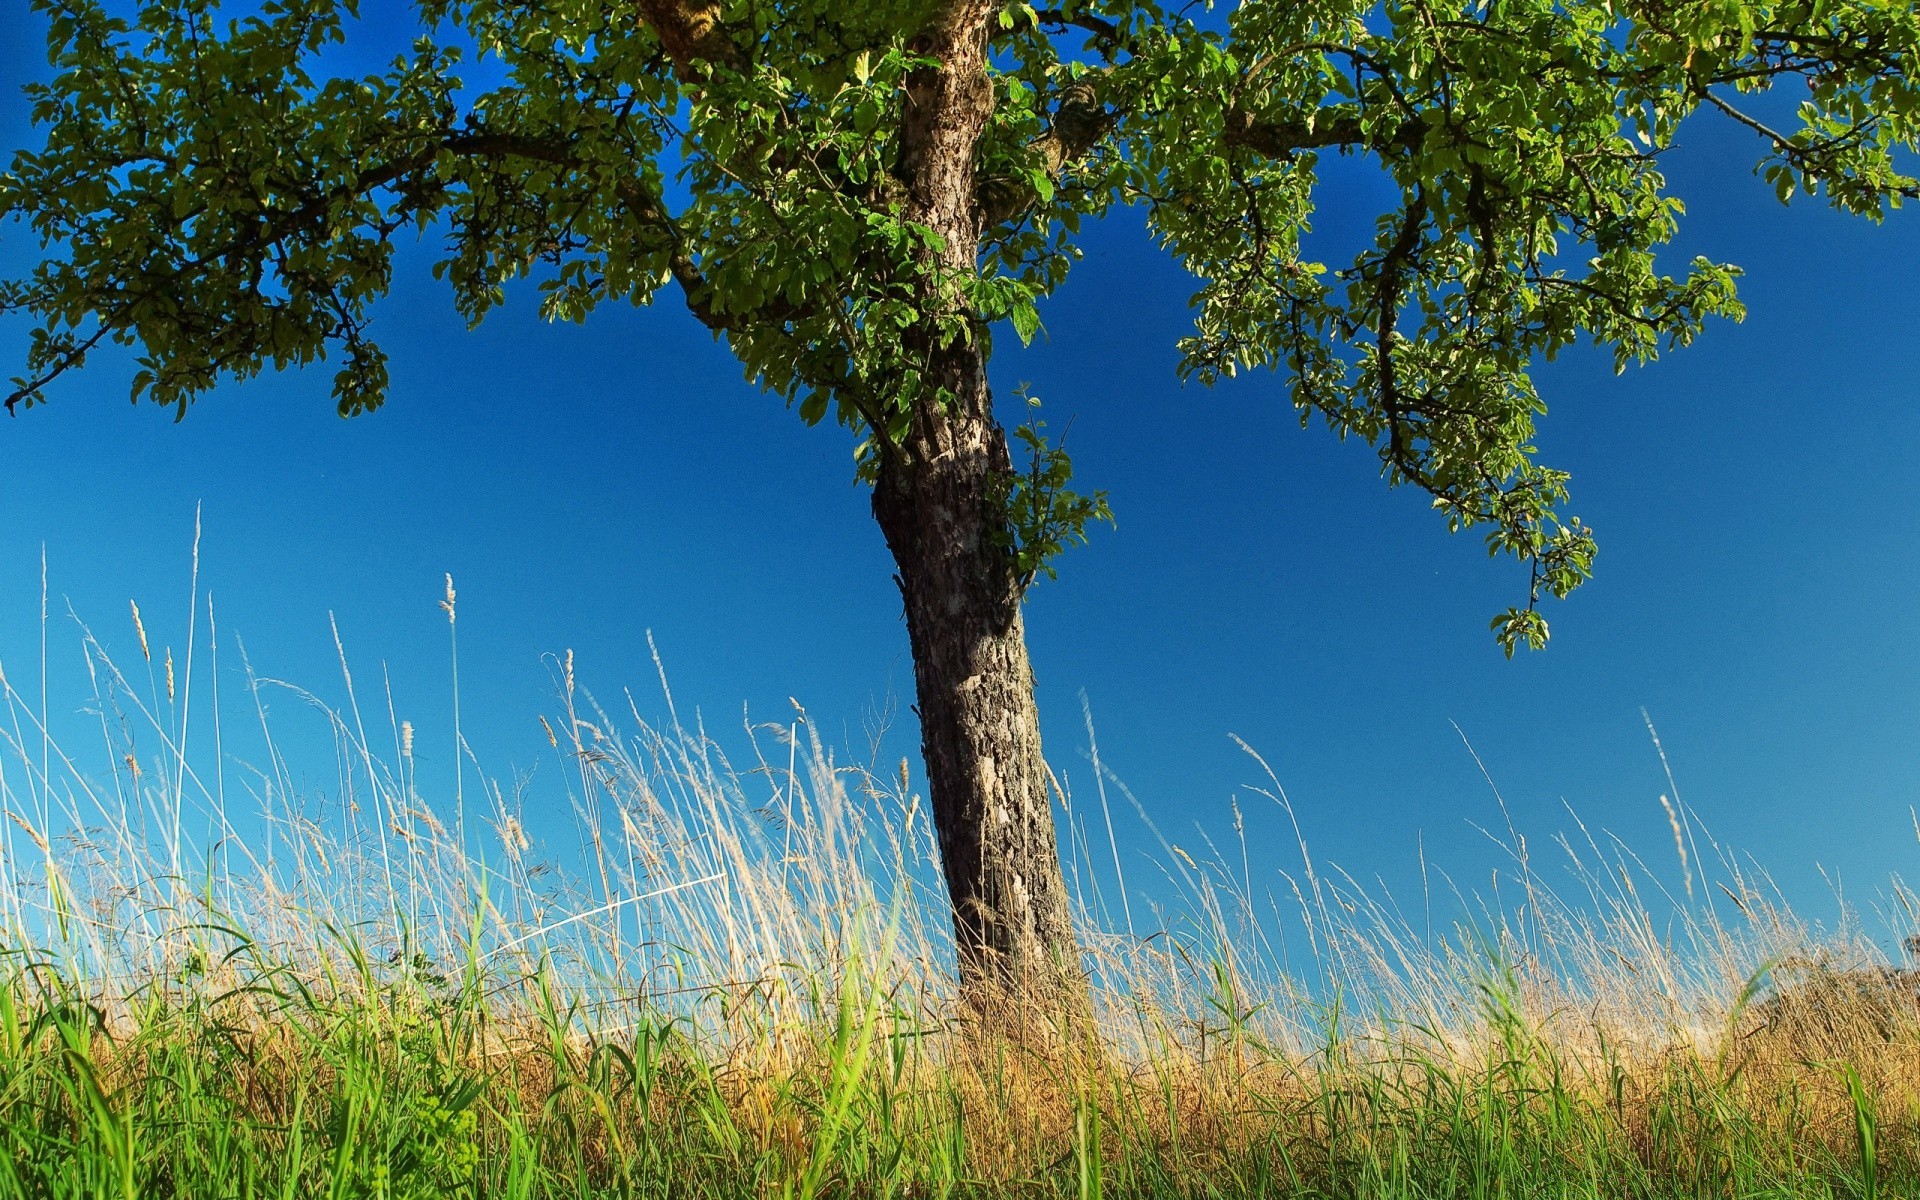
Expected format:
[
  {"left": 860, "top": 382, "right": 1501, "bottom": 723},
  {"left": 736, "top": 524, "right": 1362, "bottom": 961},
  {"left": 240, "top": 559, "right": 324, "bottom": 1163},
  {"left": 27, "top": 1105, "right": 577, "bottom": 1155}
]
[{"left": 3, "top": 0, "right": 1915, "bottom": 1003}]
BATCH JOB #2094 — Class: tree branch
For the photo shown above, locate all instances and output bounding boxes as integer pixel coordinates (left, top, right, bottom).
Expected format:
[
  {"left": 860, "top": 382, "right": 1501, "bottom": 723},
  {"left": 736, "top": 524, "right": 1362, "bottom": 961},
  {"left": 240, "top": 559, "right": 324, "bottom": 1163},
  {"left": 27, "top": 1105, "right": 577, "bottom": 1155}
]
[
  {"left": 3, "top": 126, "right": 734, "bottom": 413},
  {"left": 1034, "top": 9, "right": 1123, "bottom": 48},
  {"left": 636, "top": 0, "right": 742, "bottom": 75},
  {"left": 1703, "top": 90, "right": 1920, "bottom": 201},
  {"left": 1225, "top": 110, "right": 1367, "bottom": 158}
]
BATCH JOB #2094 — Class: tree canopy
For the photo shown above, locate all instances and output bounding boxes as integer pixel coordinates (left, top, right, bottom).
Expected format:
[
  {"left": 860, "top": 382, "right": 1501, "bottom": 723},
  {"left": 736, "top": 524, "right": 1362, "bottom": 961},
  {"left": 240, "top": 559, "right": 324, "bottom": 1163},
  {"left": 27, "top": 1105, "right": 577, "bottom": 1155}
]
[{"left": 4, "top": 0, "right": 1916, "bottom": 631}]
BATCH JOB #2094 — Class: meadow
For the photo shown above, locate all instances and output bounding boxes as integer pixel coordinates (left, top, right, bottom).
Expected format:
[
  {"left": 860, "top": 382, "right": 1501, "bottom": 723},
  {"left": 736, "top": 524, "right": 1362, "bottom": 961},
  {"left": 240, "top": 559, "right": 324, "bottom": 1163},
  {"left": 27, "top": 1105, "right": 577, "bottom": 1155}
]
[{"left": 0, "top": 578, "right": 1912, "bottom": 1199}]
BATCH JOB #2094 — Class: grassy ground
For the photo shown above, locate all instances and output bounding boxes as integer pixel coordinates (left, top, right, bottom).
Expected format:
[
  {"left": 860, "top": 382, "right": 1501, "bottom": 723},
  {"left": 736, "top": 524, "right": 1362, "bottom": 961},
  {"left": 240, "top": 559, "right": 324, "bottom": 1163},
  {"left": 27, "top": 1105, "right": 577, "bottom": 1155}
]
[{"left": 0, "top": 588, "right": 1913, "bottom": 1197}]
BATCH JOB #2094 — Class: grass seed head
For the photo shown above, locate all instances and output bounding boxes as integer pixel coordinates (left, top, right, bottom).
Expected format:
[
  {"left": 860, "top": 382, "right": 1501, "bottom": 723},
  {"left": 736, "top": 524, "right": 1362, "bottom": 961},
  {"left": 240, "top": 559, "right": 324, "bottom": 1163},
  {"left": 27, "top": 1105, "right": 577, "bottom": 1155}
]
[{"left": 130, "top": 599, "right": 150, "bottom": 661}]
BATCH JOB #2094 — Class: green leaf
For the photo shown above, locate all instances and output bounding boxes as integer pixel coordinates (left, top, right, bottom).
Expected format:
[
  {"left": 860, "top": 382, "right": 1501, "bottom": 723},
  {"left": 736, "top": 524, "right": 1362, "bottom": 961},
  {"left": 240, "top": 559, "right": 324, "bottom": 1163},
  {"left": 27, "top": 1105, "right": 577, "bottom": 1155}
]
[{"left": 1010, "top": 300, "right": 1040, "bottom": 347}]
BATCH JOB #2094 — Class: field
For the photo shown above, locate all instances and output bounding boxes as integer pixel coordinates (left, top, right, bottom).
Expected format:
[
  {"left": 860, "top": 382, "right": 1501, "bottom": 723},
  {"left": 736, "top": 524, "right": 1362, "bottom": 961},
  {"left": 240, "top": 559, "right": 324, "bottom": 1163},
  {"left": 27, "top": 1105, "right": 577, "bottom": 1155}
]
[{"left": 0, "top": 594, "right": 1913, "bottom": 1199}]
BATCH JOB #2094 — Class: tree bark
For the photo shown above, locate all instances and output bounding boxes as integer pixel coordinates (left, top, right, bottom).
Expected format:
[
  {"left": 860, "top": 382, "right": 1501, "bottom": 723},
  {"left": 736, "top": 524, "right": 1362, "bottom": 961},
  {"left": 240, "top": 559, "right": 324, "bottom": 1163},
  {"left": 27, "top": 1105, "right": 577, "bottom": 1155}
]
[
  {"left": 873, "top": 3, "right": 1084, "bottom": 1006},
  {"left": 872, "top": 363, "right": 1082, "bottom": 1005}
]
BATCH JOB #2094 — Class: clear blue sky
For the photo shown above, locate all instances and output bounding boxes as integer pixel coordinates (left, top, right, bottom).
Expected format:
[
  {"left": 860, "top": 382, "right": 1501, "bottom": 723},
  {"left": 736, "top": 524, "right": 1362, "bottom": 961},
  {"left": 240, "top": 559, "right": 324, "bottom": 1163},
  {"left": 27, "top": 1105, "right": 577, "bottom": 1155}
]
[{"left": 3, "top": 7, "right": 1917, "bottom": 953}]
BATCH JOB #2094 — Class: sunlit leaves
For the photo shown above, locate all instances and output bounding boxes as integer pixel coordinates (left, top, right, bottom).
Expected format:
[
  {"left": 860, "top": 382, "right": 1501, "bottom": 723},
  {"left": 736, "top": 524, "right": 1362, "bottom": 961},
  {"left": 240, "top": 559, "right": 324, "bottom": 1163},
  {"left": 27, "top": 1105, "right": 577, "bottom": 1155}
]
[
  {"left": 4, "top": 0, "right": 465, "bottom": 415},
  {"left": 988, "top": 390, "right": 1114, "bottom": 593},
  {"left": 1111, "top": 0, "right": 1909, "bottom": 648},
  {"left": 4, "top": 0, "right": 1915, "bottom": 640}
]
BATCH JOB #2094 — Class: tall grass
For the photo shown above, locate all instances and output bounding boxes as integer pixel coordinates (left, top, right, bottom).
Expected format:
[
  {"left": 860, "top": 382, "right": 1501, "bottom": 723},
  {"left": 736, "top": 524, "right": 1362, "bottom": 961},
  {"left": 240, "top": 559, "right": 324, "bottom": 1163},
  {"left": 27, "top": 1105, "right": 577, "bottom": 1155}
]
[{"left": 0, "top": 578, "right": 1912, "bottom": 1197}]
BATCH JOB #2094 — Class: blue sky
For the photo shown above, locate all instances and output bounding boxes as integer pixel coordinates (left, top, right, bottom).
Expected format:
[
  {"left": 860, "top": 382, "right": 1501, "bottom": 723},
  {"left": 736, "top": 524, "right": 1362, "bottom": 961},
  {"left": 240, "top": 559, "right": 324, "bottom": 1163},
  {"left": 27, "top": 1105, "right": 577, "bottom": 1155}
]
[{"left": 3, "top": 7, "right": 1918, "bottom": 954}]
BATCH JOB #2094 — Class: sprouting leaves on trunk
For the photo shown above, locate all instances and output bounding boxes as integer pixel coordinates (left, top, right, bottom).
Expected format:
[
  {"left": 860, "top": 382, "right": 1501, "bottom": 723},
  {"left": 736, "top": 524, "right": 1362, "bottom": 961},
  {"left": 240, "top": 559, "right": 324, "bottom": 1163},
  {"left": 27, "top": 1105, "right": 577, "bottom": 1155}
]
[{"left": 990, "top": 391, "right": 1113, "bottom": 594}]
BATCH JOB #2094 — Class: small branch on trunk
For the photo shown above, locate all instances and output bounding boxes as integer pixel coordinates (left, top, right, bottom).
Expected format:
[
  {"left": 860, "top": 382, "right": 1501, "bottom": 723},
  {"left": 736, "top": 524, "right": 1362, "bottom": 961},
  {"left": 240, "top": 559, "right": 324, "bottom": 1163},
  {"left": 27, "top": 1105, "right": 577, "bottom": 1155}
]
[
  {"left": 636, "top": 0, "right": 743, "bottom": 75},
  {"left": 1226, "top": 110, "right": 1363, "bottom": 157},
  {"left": 979, "top": 76, "right": 1119, "bottom": 227},
  {"left": 1224, "top": 108, "right": 1422, "bottom": 160}
]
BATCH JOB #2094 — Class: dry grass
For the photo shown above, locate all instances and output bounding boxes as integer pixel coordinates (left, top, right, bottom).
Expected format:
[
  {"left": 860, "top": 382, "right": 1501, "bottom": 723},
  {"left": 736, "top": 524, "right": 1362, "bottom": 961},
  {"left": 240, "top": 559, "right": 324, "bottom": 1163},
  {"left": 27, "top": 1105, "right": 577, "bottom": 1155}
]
[{"left": 0, "top": 579, "right": 1913, "bottom": 1197}]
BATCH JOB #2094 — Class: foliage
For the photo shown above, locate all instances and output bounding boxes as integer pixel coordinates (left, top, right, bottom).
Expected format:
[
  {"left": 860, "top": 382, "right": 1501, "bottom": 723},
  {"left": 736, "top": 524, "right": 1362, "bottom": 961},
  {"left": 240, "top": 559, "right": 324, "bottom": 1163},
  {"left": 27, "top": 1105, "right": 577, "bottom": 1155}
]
[
  {"left": 2, "top": 0, "right": 1917, "bottom": 636},
  {"left": 990, "top": 390, "right": 1114, "bottom": 593}
]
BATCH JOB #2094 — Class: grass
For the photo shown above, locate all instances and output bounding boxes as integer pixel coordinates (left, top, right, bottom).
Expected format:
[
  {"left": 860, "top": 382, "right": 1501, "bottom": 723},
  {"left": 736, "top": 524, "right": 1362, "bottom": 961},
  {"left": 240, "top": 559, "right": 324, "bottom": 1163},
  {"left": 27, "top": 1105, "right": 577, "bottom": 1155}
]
[{"left": 0, "top": 576, "right": 1913, "bottom": 1198}]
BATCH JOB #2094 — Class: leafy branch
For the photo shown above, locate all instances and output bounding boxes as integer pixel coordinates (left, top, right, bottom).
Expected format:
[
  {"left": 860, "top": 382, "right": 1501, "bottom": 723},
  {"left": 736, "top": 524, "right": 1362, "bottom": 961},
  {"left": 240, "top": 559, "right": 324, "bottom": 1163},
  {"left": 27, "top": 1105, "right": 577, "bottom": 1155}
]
[{"left": 990, "top": 390, "right": 1113, "bottom": 597}]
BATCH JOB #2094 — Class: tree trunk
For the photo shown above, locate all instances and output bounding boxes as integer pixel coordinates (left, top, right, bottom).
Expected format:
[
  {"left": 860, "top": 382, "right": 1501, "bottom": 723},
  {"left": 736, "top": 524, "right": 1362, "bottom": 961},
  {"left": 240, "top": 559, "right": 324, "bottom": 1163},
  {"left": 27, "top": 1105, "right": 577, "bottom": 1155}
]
[
  {"left": 872, "top": 362, "right": 1082, "bottom": 1005},
  {"left": 875, "top": 3, "right": 1083, "bottom": 1006}
]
